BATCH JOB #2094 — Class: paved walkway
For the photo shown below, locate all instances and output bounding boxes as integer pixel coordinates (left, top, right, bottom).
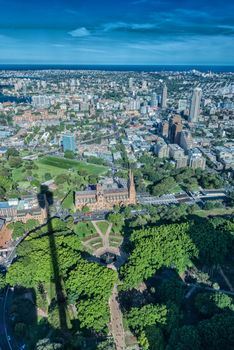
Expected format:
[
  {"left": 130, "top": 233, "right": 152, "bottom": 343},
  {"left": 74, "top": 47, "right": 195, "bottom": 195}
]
[
  {"left": 92, "top": 221, "right": 113, "bottom": 250},
  {"left": 109, "top": 285, "right": 125, "bottom": 350},
  {"left": 218, "top": 266, "right": 234, "bottom": 291},
  {"left": 83, "top": 221, "right": 127, "bottom": 350}
]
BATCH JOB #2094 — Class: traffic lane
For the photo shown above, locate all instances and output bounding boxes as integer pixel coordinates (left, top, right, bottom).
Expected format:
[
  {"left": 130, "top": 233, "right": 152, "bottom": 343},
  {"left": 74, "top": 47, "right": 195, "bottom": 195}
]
[{"left": 0, "top": 289, "right": 11, "bottom": 350}]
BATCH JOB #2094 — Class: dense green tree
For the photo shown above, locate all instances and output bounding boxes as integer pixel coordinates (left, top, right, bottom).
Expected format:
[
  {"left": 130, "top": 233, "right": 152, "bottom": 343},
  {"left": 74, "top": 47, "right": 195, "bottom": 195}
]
[
  {"left": 14, "top": 322, "right": 27, "bottom": 337},
  {"left": 54, "top": 173, "right": 70, "bottom": 185},
  {"left": 157, "top": 277, "right": 185, "bottom": 305},
  {"left": 198, "top": 312, "right": 234, "bottom": 350},
  {"left": 9, "top": 221, "right": 25, "bottom": 240},
  {"left": 0, "top": 272, "right": 6, "bottom": 289},
  {"left": 6, "top": 147, "right": 19, "bottom": 159},
  {"left": 77, "top": 296, "right": 111, "bottom": 332},
  {"left": 8, "top": 156, "right": 22, "bottom": 168},
  {"left": 64, "top": 150, "right": 75, "bottom": 159},
  {"left": 166, "top": 325, "right": 201, "bottom": 350},
  {"left": 139, "top": 326, "right": 165, "bottom": 350},
  {"left": 195, "top": 292, "right": 234, "bottom": 317},
  {"left": 226, "top": 191, "right": 234, "bottom": 207},
  {"left": 65, "top": 255, "right": 117, "bottom": 332},
  {"left": 44, "top": 172, "right": 52, "bottom": 181},
  {"left": 152, "top": 177, "right": 177, "bottom": 196},
  {"left": 189, "top": 220, "right": 234, "bottom": 266},
  {"left": 127, "top": 304, "right": 167, "bottom": 331},
  {"left": 121, "top": 223, "right": 198, "bottom": 289}
]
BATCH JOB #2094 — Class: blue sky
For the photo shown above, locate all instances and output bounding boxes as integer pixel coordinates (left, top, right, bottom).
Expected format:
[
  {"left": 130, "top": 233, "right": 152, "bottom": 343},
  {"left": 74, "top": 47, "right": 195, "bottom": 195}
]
[{"left": 0, "top": 0, "right": 233, "bottom": 64}]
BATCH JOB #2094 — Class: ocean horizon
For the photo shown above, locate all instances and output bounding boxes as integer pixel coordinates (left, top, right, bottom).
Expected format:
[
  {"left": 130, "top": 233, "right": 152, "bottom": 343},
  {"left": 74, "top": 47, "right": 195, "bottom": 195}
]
[{"left": 0, "top": 64, "right": 234, "bottom": 73}]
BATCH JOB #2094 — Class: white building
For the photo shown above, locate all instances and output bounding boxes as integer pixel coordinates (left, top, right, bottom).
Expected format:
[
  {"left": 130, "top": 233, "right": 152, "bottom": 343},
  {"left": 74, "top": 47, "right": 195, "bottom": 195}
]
[{"left": 189, "top": 87, "right": 202, "bottom": 122}]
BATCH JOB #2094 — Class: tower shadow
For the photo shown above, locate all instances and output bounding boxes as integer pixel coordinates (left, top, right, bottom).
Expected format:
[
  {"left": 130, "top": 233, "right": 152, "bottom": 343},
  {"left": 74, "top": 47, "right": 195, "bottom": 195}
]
[{"left": 38, "top": 185, "right": 68, "bottom": 334}]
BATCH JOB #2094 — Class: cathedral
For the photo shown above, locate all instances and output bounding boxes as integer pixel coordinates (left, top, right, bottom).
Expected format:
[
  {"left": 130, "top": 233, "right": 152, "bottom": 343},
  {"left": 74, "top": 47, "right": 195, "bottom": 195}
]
[{"left": 75, "top": 171, "right": 136, "bottom": 211}]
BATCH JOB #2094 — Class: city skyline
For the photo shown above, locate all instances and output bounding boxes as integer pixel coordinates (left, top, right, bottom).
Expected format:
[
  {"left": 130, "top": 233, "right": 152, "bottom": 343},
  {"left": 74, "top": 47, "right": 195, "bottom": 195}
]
[{"left": 0, "top": 0, "right": 234, "bottom": 65}]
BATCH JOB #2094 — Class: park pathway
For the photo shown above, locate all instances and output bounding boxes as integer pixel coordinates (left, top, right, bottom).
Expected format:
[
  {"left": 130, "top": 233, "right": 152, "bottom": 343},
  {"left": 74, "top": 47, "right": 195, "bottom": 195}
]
[
  {"left": 92, "top": 221, "right": 113, "bottom": 250},
  {"left": 109, "top": 285, "right": 125, "bottom": 350},
  {"left": 85, "top": 221, "right": 127, "bottom": 349},
  {"left": 218, "top": 266, "right": 234, "bottom": 291}
]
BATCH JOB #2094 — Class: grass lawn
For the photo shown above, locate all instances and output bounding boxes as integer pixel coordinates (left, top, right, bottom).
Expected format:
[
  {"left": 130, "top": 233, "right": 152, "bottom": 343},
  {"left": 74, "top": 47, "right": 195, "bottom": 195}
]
[
  {"left": 12, "top": 167, "right": 26, "bottom": 182},
  {"left": 96, "top": 221, "right": 110, "bottom": 234},
  {"left": 89, "top": 237, "right": 103, "bottom": 248},
  {"left": 61, "top": 191, "right": 74, "bottom": 210},
  {"left": 73, "top": 221, "right": 96, "bottom": 238},
  {"left": 12, "top": 156, "right": 108, "bottom": 189},
  {"left": 37, "top": 156, "right": 108, "bottom": 176},
  {"left": 195, "top": 207, "right": 234, "bottom": 218},
  {"left": 109, "top": 237, "right": 123, "bottom": 247},
  {"left": 111, "top": 224, "right": 123, "bottom": 234}
]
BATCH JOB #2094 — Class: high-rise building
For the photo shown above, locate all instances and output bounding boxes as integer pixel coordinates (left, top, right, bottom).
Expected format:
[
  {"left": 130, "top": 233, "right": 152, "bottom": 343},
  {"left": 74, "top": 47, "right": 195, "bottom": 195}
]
[
  {"left": 154, "top": 139, "right": 169, "bottom": 158},
  {"left": 168, "top": 144, "right": 188, "bottom": 168},
  {"left": 32, "top": 95, "right": 50, "bottom": 109},
  {"left": 189, "top": 87, "right": 202, "bottom": 122},
  {"left": 129, "top": 78, "right": 134, "bottom": 89},
  {"left": 188, "top": 148, "right": 206, "bottom": 170},
  {"left": 178, "top": 99, "right": 188, "bottom": 112},
  {"left": 168, "top": 114, "right": 182, "bottom": 144},
  {"left": 62, "top": 134, "right": 76, "bottom": 152},
  {"left": 180, "top": 130, "right": 193, "bottom": 152},
  {"left": 161, "top": 84, "right": 167, "bottom": 108},
  {"left": 160, "top": 121, "right": 169, "bottom": 138},
  {"left": 151, "top": 92, "right": 158, "bottom": 108},
  {"left": 142, "top": 80, "right": 148, "bottom": 90}
]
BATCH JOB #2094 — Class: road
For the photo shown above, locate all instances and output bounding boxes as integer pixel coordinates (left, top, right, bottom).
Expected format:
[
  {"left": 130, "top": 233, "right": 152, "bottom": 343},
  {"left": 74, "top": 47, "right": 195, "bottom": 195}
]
[
  {"left": 0, "top": 288, "right": 11, "bottom": 350},
  {"left": 0, "top": 287, "right": 22, "bottom": 350},
  {"left": 109, "top": 285, "right": 125, "bottom": 350}
]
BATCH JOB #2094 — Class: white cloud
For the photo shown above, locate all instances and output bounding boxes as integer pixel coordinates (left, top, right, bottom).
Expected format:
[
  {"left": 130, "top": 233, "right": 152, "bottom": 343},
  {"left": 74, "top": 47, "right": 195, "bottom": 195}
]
[
  {"left": 68, "top": 27, "right": 90, "bottom": 37},
  {"left": 102, "top": 22, "right": 156, "bottom": 32}
]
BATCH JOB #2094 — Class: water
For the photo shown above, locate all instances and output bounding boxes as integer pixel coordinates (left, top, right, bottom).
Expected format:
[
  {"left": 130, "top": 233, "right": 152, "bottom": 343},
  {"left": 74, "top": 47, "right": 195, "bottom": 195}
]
[
  {"left": 0, "top": 95, "right": 31, "bottom": 103},
  {"left": 0, "top": 64, "right": 233, "bottom": 73}
]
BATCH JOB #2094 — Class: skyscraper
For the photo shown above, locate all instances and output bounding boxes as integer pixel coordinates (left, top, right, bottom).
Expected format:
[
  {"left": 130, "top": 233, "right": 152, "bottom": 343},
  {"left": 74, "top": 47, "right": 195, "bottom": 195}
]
[
  {"left": 129, "top": 77, "right": 134, "bottom": 89},
  {"left": 151, "top": 92, "right": 158, "bottom": 108},
  {"left": 161, "top": 84, "right": 167, "bottom": 108},
  {"left": 189, "top": 87, "right": 202, "bottom": 122},
  {"left": 168, "top": 114, "right": 182, "bottom": 144}
]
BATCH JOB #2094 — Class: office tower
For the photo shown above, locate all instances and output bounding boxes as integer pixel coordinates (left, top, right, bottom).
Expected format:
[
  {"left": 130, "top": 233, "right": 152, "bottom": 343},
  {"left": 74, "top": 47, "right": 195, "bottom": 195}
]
[
  {"left": 129, "top": 78, "right": 134, "bottom": 89},
  {"left": 161, "top": 84, "right": 167, "bottom": 108},
  {"left": 168, "top": 114, "right": 182, "bottom": 144},
  {"left": 151, "top": 92, "right": 158, "bottom": 108},
  {"left": 142, "top": 80, "right": 148, "bottom": 90},
  {"left": 189, "top": 87, "right": 202, "bottom": 122},
  {"left": 62, "top": 134, "right": 76, "bottom": 152}
]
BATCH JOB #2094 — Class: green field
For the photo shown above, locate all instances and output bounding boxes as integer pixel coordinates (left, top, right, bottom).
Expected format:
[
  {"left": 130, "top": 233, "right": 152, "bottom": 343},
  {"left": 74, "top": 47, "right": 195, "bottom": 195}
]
[
  {"left": 12, "top": 155, "right": 108, "bottom": 186},
  {"left": 96, "top": 221, "right": 110, "bottom": 234},
  {"left": 37, "top": 156, "right": 108, "bottom": 176},
  {"left": 61, "top": 191, "right": 74, "bottom": 210},
  {"left": 195, "top": 207, "right": 234, "bottom": 218},
  {"left": 73, "top": 221, "right": 96, "bottom": 238}
]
